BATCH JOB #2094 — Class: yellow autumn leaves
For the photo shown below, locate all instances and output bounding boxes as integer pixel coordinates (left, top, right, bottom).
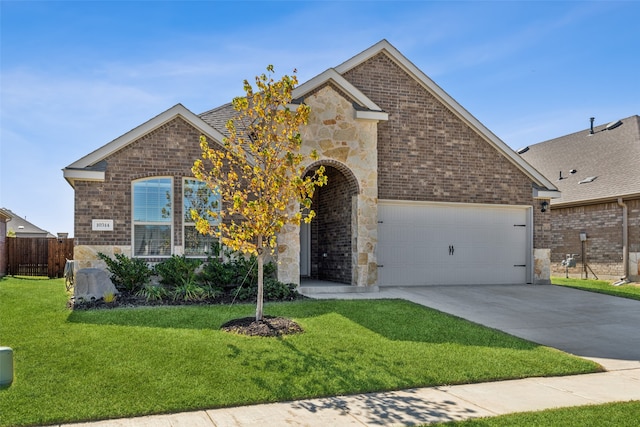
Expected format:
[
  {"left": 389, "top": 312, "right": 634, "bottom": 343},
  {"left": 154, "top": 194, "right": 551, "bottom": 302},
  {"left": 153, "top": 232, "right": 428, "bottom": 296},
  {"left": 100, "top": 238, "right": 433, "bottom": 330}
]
[{"left": 191, "top": 66, "right": 326, "bottom": 256}]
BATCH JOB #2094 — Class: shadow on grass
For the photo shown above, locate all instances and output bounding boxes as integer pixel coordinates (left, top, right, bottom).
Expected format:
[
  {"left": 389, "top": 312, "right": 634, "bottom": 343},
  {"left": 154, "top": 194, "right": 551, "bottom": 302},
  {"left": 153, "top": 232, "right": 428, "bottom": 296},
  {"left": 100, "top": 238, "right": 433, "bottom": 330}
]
[{"left": 66, "top": 299, "right": 540, "bottom": 350}]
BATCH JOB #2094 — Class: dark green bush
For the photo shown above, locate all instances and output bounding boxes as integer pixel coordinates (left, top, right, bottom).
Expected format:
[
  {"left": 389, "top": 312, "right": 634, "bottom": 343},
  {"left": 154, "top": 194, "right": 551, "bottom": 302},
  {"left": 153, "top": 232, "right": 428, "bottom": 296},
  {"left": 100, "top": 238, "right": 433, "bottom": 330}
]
[
  {"left": 196, "top": 254, "right": 276, "bottom": 288},
  {"left": 232, "top": 278, "right": 300, "bottom": 302},
  {"left": 94, "top": 252, "right": 292, "bottom": 305},
  {"left": 97, "top": 253, "right": 152, "bottom": 293},
  {"left": 154, "top": 255, "right": 202, "bottom": 287},
  {"left": 197, "top": 256, "right": 235, "bottom": 288},
  {"left": 229, "top": 255, "right": 277, "bottom": 285}
]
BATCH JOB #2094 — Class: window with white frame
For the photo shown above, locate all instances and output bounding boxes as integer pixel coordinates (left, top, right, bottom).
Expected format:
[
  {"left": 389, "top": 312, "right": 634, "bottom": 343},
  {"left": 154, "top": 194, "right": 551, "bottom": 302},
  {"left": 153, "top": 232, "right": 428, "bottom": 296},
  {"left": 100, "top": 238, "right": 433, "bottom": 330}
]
[
  {"left": 132, "top": 177, "right": 172, "bottom": 257},
  {"left": 183, "top": 178, "right": 220, "bottom": 257}
]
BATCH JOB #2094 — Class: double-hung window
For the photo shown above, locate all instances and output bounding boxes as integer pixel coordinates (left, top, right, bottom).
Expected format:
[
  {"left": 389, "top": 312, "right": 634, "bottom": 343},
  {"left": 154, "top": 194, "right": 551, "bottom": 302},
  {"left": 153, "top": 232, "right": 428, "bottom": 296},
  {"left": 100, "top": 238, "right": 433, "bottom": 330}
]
[
  {"left": 183, "top": 178, "right": 220, "bottom": 257},
  {"left": 132, "top": 177, "right": 172, "bottom": 257}
]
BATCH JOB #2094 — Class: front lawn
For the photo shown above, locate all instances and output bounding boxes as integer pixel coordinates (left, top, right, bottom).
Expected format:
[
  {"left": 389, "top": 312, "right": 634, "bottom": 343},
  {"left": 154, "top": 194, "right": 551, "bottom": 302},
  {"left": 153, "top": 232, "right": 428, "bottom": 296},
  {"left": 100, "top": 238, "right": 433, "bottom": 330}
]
[
  {"left": 552, "top": 277, "right": 640, "bottom": 301},
  {"left": 437, "top": 400, "right": 640, "bottom": 426},
  {"left": 0, "top": 277, "right": 600, "bottom": 427}
]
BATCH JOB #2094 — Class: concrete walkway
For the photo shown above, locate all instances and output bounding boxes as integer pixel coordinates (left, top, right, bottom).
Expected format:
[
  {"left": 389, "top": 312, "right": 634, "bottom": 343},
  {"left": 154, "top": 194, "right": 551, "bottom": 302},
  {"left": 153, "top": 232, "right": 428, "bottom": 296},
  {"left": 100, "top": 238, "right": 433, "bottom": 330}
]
[
  {"left": 59, "top": 369, "right": 640, "bottom": 427},
  {"left": 56, "top": 285, "right": 640, "bottom": 427}
]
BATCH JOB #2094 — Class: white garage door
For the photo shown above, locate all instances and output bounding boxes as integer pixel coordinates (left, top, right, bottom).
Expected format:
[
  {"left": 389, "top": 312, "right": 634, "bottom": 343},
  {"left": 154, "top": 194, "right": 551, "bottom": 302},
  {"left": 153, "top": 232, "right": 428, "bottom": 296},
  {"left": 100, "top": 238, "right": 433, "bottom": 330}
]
[{"left": 377, "top": 201, "right": 531, "bottom": 286}]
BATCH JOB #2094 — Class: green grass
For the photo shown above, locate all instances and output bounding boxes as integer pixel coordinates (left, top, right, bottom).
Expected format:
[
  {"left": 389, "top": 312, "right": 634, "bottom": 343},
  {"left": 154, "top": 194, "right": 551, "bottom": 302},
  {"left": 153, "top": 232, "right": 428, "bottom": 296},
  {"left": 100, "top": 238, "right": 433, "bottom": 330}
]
[
  {"left": 552, "top": 277, "right": 640, "bottom": 300},
  {"left": 436, "top": 401, "right": 640, "bottom": 426},
  {"left": 0, "top": 277, "right": 600, "bottom": 427}
]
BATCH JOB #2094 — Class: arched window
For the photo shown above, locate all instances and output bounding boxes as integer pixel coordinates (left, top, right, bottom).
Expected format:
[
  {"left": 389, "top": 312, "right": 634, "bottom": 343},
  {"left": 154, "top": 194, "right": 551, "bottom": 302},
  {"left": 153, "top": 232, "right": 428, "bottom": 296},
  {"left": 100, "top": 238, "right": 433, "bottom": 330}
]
[{"left": 132, "top": 177, "right": 172, "bottom": 257}]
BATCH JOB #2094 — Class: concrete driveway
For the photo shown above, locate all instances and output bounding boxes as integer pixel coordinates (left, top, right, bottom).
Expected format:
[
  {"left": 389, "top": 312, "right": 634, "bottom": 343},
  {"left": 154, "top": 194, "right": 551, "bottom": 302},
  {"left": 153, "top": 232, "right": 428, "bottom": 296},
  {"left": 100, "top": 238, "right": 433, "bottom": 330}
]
[{"left": 384, "top": 284, "right": 640, "bottom": 370}]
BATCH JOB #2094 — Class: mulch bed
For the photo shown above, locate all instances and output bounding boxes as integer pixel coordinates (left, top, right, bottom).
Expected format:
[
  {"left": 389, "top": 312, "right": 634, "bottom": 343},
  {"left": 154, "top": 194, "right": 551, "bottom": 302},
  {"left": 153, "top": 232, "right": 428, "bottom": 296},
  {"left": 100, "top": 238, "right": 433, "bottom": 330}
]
[
  {"left": 68, "top": 292, "right": 305, "bottom": 337},
  {"left": 221, "top": 316, "right": 304, "bottom": 337}
]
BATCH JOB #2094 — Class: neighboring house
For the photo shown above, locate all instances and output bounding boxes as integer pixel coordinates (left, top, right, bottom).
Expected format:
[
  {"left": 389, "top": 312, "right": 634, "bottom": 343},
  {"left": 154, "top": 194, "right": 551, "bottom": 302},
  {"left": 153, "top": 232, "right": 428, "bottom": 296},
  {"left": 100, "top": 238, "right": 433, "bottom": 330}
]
[
  {"left": 520, "top": 115, "right": 640, "bottom": 282},
  {"left": 1, "top": 208, "right": 56, "bottom": 238},
  {"left": 63, "top": 40, "right": 559, "bottom": 288},
  {"left": 0, "top": 209, "right": 10, "bottom": 276}
]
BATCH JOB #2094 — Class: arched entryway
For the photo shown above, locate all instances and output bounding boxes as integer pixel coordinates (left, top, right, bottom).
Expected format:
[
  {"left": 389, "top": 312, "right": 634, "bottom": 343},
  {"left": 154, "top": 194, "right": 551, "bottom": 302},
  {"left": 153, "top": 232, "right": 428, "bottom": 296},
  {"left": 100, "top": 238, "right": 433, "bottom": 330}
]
[{"left": 301, "top": 162, "right": 359, "bottom": 284}]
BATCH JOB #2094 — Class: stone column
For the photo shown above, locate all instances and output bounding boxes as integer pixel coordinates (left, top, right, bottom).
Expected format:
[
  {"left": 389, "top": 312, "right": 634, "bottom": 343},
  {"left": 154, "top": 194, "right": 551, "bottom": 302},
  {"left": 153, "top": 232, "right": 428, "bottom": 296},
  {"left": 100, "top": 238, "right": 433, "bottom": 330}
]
[{"left": 276, "top": 221, "right": 300, "bottom": 286}]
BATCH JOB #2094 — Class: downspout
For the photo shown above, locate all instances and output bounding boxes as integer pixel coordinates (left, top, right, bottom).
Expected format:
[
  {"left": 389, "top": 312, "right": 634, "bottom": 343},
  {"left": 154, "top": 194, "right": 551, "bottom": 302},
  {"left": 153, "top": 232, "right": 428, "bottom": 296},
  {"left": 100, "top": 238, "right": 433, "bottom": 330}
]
[{"left": 617, "top": 198, "right": 629, "bottom": 280}]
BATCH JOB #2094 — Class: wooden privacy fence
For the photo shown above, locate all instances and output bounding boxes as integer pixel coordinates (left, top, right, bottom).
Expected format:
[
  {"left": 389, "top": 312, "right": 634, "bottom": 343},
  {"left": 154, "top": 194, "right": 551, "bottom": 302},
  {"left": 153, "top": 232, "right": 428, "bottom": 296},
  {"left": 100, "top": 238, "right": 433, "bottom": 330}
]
[{"left": 5, "top": 237, "right": 74, "bottom": 278}]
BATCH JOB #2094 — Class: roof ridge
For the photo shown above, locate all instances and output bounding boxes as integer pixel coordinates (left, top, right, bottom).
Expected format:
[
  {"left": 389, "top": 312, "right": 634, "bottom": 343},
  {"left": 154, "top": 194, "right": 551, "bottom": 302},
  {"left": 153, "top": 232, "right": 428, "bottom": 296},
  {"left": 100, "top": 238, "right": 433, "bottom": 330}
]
[
  {"left": 199, "top": 102, "right": 234, "bottom": 117},
  {"left": 531, "top": 114, "right": 640, "bottom": 147}
]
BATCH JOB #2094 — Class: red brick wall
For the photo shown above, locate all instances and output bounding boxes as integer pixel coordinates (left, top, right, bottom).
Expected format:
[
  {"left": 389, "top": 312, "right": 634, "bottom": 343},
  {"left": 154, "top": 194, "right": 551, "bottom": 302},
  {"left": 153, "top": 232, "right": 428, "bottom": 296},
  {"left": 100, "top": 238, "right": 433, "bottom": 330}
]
[
  {"left": 550, "top": 198, "right": 640, "bottom": 278},
  {"left": 74, "top": 117, "right": 206, "bottom": 247},
  {"left": 341, "top": 52, "right": 549, "bottom": 248}
]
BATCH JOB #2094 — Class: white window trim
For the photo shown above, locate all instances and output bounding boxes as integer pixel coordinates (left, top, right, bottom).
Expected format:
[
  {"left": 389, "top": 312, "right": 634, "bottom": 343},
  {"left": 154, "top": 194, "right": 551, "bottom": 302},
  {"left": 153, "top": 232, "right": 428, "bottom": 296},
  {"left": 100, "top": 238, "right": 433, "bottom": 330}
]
[{"left": 131, "top": 176, "right": 174, "bottom": 258}]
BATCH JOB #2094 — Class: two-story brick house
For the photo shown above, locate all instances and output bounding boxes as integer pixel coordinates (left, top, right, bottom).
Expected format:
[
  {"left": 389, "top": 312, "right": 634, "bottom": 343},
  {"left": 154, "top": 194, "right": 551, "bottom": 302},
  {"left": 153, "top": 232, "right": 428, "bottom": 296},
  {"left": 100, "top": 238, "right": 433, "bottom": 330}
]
[{"left": 63, "top": 40, "right": 559, "bottom": 288}]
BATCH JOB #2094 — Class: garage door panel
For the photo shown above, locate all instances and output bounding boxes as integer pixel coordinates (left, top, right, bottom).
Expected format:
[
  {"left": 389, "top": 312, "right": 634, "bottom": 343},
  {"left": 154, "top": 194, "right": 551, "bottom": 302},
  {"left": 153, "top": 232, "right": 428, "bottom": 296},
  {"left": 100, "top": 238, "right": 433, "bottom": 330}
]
[{"left": 378, "top": 202, "right": 530, "bottom": 286}]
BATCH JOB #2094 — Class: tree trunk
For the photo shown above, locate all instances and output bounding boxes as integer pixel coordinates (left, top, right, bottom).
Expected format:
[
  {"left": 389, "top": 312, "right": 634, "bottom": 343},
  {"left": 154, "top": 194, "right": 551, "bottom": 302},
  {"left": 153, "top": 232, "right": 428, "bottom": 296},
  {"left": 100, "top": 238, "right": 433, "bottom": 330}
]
[{"left": 256, "top": 236, "right": 264, "bottom": 321}]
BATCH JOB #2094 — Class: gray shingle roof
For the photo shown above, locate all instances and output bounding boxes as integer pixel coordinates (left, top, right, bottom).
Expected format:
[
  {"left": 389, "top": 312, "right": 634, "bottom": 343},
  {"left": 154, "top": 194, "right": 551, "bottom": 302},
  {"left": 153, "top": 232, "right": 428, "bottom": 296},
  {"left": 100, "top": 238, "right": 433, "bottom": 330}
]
[
  {"left": 199, "top": 103, "right": 236, "bottom": 136},
  {"left": 1, "top": 208, "right": 55, "bottom": 237},
  {"left": 520, "top": 115, "right": 640, "bottom": 206}
]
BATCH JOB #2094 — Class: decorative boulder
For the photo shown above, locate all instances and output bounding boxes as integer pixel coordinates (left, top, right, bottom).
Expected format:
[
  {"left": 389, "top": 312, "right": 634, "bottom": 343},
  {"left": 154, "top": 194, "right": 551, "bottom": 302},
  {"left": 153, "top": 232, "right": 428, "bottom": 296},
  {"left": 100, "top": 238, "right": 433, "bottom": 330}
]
[{"left": 74, "top": 268, "right": 118, "bottom": 300}]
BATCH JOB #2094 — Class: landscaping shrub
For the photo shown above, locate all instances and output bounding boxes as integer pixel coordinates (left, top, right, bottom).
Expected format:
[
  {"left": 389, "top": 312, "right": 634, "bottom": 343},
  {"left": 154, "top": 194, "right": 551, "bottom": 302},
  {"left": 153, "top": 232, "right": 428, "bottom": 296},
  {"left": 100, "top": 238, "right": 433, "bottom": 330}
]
[
  {"left": 97, "top": 252, "right": 152, "bottom": 293},
  {"left": 197, "top": 256, "right": 236, "bottom": 288},
  {"left": 228, "top": 254, "right": 276, "bottom": 286},
  {"left": 196, "top": 253, "right": 276, "bottom": 288},
  {"left": 171, "top": 281, "right": 207, "bottom": 302},
  {"left": 154, "top": 255, "right": 202, "bottom": 287},
  {"left": 78, "top": 252, "right": 291, "bottom": 308},
  {"left": 136, "top": 284, "right": 167, "bottom": 302},
  {"left": 232, "top": 278, "right": 300, "bottom": 302}
]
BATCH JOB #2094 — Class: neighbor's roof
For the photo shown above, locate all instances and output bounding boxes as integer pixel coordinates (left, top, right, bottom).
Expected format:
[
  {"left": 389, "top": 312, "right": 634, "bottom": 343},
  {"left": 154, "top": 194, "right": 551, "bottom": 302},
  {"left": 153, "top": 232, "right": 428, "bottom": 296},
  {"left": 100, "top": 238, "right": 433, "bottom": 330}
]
[
  {"left": 1, "top": 208, "right": 55, "bottom": 237},
  {"left": 519, "top": 115, "right": 640, "bottom": 206}
]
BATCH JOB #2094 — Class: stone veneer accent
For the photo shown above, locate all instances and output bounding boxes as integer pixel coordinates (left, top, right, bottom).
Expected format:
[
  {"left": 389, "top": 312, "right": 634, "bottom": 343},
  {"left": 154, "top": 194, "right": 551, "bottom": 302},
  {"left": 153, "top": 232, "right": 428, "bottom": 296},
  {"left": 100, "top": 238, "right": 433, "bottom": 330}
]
[
  {"left": 534, "top": 249, "right": 551, "bottom": 285},
  {"left": 277, "top": 86, "right": 379, "bottom": 287}
]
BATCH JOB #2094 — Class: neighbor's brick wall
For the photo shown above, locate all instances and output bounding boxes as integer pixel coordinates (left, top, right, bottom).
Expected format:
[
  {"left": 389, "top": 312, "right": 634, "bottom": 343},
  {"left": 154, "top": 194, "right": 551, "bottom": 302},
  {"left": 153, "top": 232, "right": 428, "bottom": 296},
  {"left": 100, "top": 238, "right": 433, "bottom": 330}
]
[
  {"left": 74, "top": 117, "right": 207, "bottom": 249},
  {"left": 550, "top": 198, "right": 640, "bottom": 278},
  {"left": 341, "top": 52, "right": 549, "bottom": 248},
  {"left": 630, "top": 199, "right": 640, "bottom": 253}
]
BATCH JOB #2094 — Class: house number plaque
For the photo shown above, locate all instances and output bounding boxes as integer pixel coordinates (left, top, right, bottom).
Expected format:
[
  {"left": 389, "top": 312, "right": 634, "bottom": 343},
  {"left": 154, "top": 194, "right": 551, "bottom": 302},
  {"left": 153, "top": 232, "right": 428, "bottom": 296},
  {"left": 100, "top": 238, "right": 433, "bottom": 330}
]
[{"left": 92, "top": 219, "right": 114, "bottom": 231}]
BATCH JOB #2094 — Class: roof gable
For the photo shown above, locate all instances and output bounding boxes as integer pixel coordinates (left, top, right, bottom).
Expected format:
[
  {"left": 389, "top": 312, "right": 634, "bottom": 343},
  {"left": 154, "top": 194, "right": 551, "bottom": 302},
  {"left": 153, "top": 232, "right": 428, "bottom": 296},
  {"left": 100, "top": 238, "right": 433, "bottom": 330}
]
[
  {"left": 335, "top": 39, "right": 558, "bottom": 192},
  {"left": 520, "top": 115, "right": 640, "bottom": 206},
  {"left": 63, "top": 104, "right": 225, "bottom": 187},
  {"left": 293, "top": 69, "right": 388, "bottom": 121}
]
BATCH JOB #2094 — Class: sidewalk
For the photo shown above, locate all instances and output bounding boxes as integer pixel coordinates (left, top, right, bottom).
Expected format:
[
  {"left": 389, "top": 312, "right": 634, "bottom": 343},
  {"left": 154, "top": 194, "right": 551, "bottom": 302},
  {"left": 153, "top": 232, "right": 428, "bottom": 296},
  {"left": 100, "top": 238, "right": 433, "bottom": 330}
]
[{"left": 59, "top": 368, "right": 640, "bottom": 426}]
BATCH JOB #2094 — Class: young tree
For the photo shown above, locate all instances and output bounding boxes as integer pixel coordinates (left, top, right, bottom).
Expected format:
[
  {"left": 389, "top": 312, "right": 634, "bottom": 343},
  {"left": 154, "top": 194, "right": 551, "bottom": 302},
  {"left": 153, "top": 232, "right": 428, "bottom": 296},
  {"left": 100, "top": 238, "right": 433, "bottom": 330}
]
[{"left": 192, "top": 66, "right": 326, "bottom": 321}]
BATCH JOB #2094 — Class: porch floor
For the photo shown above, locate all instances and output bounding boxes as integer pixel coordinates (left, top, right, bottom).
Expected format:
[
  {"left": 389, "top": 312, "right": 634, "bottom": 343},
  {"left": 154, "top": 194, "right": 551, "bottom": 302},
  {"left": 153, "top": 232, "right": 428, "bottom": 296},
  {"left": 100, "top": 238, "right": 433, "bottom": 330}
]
[{"left": 298, "top": 279, "right": 379, "bottom": 295}]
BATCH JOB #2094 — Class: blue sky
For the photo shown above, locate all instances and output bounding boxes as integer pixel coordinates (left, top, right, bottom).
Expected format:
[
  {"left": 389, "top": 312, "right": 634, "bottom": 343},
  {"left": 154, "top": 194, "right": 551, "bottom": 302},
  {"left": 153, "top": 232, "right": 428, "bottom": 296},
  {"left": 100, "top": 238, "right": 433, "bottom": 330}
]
[{"left": 1, "top": 1, "right": 638, "bottom": 237}]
